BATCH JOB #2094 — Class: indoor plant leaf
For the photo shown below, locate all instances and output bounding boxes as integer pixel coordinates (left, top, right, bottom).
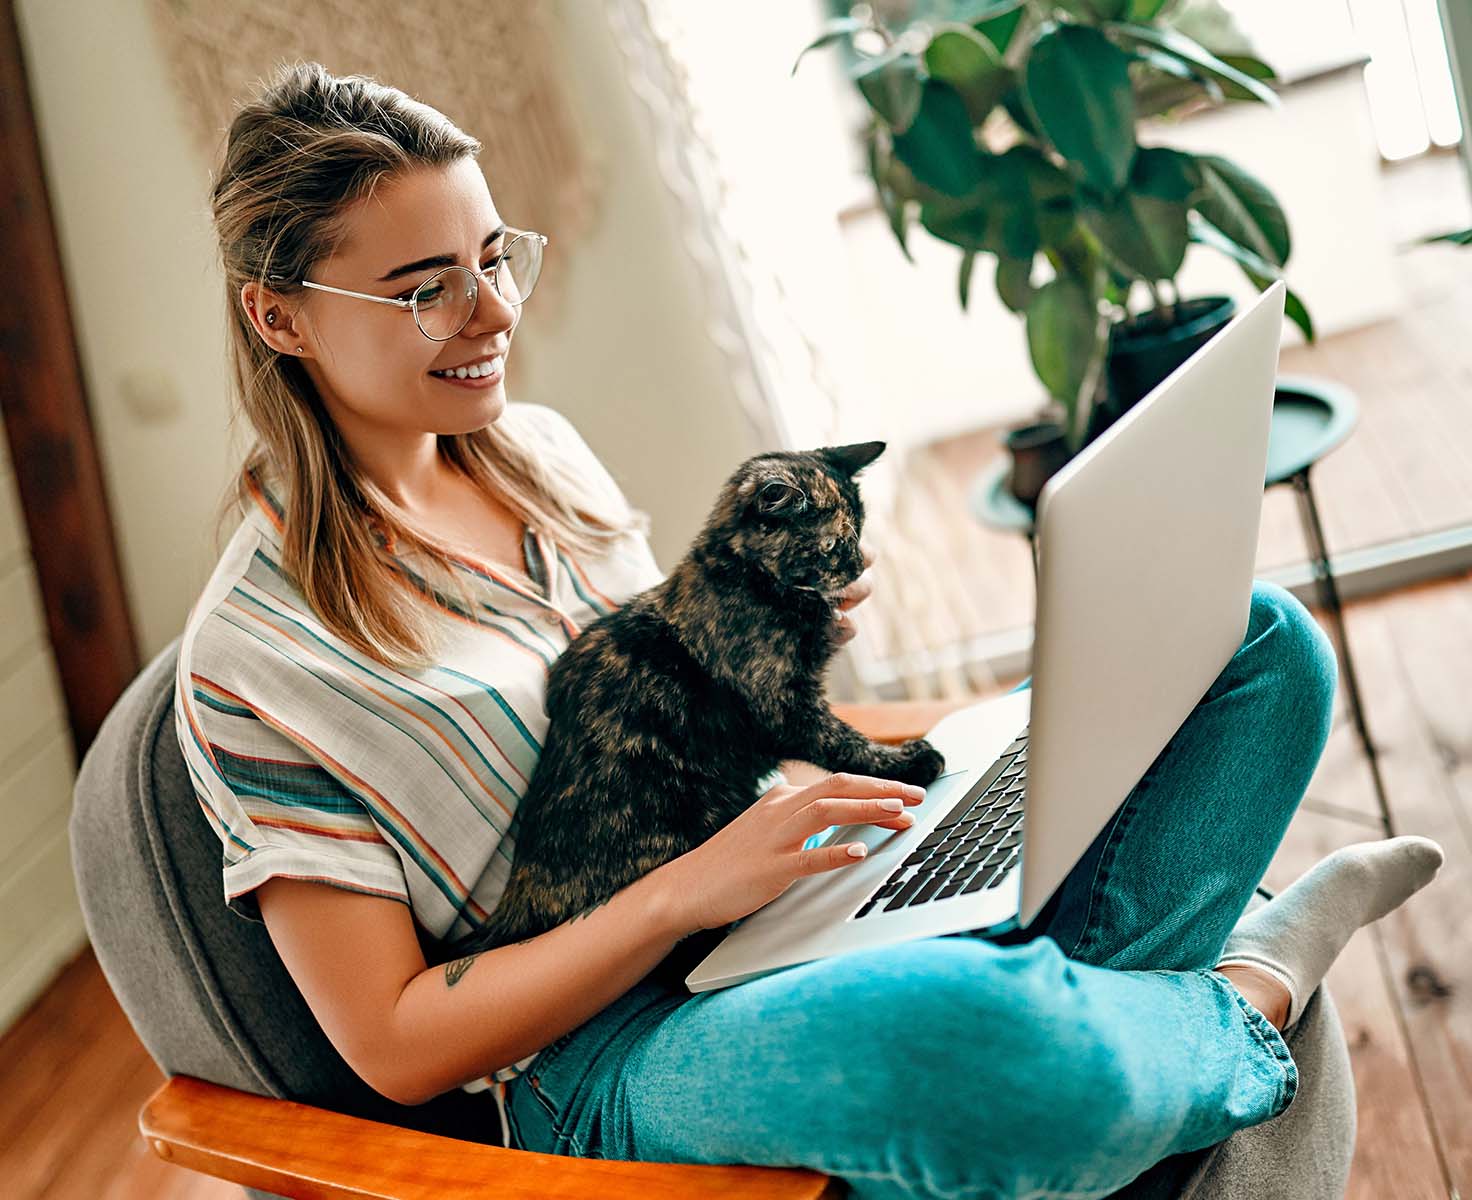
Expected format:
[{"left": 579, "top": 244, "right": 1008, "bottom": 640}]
[
  {"left": 866, "top": 128, "right": 917, "bottom": 264},
  {"left": 924, "top": 24, "right": 1013, "bottom": 125},
  {"left": 1127, "top": 0, "right": 1172, "bottom": 18},
  {"left": 1079, "top": 146, "right": 1196, "bottom": 280},
  {"left": 852, "top": 44, "right": 927, "bottom": 133},
  {"left": 1057, "top": 0, "right": 1131, "bottom": 22},
  {"left": 791, "top": 16, "right": 867, "bottom": 77},
  {"left": 892, "top": 79, "right": 988, "bottom": 196},
  {"left": 959, "top": 250, "right": 978, "bottom": 310},
  {"left": 1023, "top": 22, "right": 1137, "bottom": 195},
  {"left": 1187, "top": 213, "right": 1315, "bottom": 342},
  {"left": 996, "top": 255, "right": 1036, "bottom": 313},
  {"left": 1027, "top": 275, "right": 1098, "bottom": 402},
  {"left": 1193, "top": 153, "right": 1290, "bottom": 267},
  {"left": 952, "top": 0, "right": 1027, "bottom": 54},
  {"left": 1106, "top": 23, "right": 1279, "bottom": 107}
]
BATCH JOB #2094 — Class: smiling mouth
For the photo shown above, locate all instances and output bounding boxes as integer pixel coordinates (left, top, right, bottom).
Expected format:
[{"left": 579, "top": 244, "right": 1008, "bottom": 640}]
[{"left": 429, "top": 353, "right": 505, "bottom": 380}]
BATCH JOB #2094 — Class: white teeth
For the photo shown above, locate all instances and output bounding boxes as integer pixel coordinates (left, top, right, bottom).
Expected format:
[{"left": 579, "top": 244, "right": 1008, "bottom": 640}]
[{"left": 433, "top": 355, "right": 504, "bottom": 379}]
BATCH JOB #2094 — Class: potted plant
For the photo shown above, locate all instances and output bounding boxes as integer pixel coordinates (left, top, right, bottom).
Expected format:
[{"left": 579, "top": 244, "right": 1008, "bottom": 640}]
[{"left": 796, "top": 0, "right": 1316, "bottom": 507}]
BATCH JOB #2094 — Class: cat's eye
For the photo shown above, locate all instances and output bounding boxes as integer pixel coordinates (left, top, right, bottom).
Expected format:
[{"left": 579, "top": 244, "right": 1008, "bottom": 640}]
[{"left": 820, "top": 536, "right": 837, "bottom": 552}]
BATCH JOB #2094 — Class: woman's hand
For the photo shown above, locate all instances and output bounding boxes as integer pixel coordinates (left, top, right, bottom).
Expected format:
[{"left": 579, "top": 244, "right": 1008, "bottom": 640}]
[
  {"left": 832, "top": 540, "right": 876, "bottom": 647},
  {"left": 654, "top": 772, "right": 927, "bottom": 936}
]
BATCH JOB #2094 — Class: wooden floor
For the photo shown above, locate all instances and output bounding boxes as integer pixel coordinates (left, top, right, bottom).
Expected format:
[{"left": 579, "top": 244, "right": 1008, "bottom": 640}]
[{"left": 1, "top": 572, "right": 1469, "bottom": 1197}]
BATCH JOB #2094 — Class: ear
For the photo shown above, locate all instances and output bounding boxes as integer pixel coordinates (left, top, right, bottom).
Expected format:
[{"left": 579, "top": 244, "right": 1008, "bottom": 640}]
[
  {"left": 240, "top": 280, "right": 310, "bottom": 358},
  {"left": 752, "top": 478, "right": 809, "bottom": 517},
  {"left": 822, "top": 441, "right": 886, "bottom": 476}
]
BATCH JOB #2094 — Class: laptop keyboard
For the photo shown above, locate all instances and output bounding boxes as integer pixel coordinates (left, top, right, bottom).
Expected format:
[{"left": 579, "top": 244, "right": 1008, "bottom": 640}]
[{"left": 854, "top": 727, "right": 1029, "bottom": 919}]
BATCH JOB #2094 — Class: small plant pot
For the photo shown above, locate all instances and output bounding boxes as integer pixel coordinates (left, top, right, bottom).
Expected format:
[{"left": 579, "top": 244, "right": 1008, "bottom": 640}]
[
  {"left": 1004, "top": 420, "right": 1073, "bottom": 510},
  {"left": 1089, "top": 295, "right": 1237, "bottom": 443}
]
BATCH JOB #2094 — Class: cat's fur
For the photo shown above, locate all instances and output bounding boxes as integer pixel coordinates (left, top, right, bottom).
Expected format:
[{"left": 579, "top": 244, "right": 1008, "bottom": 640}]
[{"left": 441, "top": 441, "right": 945, "bottom": 974}]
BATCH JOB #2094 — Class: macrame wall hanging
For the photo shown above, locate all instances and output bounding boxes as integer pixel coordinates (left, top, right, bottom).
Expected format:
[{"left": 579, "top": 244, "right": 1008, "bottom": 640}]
[{"left": 146, "top": 0, "right": 598, "bottom": 330}]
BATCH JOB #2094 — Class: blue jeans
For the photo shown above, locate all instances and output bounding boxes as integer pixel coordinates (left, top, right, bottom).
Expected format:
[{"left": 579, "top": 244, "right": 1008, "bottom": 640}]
[{"left": 502, "top": 580, "right": 1338, "bottom": 1199}]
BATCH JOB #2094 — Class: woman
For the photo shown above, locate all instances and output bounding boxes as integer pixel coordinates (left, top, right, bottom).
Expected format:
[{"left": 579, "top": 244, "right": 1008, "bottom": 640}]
[{"left": 176, "top": 61, "right": 1443, "bottom": 1199}]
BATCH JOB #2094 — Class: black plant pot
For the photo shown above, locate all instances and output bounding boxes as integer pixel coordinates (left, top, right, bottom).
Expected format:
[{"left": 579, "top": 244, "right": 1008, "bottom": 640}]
[
  {"left": 1086, "top": 295, "right": 1237, "bottom": 445},
  {"left": 1004, "top": 420, "right": 1073, "bottom": 510}
]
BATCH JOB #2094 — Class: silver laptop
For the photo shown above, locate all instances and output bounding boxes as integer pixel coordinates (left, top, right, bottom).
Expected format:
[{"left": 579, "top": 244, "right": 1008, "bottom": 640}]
[{"left": 685, "top": 280, "right": 1288, "bottom": 993}]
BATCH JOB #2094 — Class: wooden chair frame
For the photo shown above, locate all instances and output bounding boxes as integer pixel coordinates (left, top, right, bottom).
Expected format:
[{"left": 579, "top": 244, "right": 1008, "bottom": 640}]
[{"left": 140, "top": 698, "right": 978, "bottom": 1199}]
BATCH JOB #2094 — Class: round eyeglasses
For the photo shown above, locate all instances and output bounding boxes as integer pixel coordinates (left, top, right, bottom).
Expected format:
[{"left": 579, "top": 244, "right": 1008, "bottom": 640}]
[{"left": 275, "top": 229, "right": 547, "bottom": 343}]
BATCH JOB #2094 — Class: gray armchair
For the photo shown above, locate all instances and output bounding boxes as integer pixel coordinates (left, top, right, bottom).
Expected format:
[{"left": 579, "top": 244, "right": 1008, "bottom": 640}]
[{"left": 70, "top": 638, "right": 1356, "bottom": 1199}]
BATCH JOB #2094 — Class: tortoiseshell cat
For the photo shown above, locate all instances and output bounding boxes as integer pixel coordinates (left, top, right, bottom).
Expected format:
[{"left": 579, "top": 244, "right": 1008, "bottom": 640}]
[{"left": 441, "top": 441, "right": 945, "bottom": 978}]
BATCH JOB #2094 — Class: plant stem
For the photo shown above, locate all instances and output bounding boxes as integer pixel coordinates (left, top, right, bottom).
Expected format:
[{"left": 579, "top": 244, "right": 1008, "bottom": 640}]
[{"left": 1068, "top": 269, "right": 1113, "bottom": 454}]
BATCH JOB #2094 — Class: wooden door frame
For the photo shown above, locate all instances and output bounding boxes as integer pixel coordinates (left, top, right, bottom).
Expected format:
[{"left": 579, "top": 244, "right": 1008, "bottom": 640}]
[{"left": 0, "top": 0, "right": 140, "bottom": 758}]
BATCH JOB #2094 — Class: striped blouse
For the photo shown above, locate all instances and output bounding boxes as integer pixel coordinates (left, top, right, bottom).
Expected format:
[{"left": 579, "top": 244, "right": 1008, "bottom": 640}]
[{"left": 174, "top": 401, "right": 784, "bottom": 1146}]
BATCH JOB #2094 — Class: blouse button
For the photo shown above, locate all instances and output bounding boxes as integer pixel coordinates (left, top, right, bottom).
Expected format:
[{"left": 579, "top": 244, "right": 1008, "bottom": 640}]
[{"left": 543, "top": 612, "right": 562, "bottom": 627}]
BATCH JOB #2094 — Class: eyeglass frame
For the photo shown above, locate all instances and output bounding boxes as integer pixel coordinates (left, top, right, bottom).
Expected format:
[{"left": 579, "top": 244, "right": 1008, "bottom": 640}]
[{"left": 266, "top": 229, "right": 549, "bottom": 342}]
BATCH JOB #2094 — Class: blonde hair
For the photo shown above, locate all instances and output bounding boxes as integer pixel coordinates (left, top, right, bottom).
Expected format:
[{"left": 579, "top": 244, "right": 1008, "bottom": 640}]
[{"left": 209, "top": 61, "right": 645, "bottom": 669}]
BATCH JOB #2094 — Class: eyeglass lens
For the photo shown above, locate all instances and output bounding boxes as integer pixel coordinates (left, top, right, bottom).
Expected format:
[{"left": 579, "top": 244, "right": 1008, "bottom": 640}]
[{"left": 411, "top": 233, "right": 543, "bottom": 340}]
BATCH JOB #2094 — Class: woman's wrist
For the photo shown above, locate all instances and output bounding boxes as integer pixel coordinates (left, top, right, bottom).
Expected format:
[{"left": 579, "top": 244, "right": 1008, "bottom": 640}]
[{"left": 639, "top": 858, "right": 701, "bottom": 941}]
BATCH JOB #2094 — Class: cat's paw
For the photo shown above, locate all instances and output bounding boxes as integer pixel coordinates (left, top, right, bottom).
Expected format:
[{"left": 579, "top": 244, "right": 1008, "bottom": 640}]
[{"left": 890, "top": 738, "right": 946, "bottom": 787}]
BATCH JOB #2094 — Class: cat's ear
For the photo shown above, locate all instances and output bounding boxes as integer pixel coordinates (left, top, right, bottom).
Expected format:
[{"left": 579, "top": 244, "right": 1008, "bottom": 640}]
[
  {"left": 749, "top": 478, "right": 809, "bottom": 517},
  {"left": 822, "top": 441, "right": 886, "bottom": 476}
]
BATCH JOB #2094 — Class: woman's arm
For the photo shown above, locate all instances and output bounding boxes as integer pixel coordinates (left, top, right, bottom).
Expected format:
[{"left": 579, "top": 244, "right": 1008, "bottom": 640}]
[{"left": 256, "top": 866, "right": 690, "bottom": 1108}]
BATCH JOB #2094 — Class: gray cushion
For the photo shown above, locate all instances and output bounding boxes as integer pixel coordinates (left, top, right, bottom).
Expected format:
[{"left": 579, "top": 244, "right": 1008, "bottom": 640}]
[
  {"left": 71, "top": 637, "right": 1355, "bottom": 1199},
  {"left": 68, "top": 638, "right": 504, "bottom": 1151}
]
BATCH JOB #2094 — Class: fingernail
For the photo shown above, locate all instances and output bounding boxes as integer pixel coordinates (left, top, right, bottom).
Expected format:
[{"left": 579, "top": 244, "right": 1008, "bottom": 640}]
[
  {"left": 847, "top": 843, "right": 868, "bottom": 858},
  {"left": 879, "top": 798, "right": 904, "bottom": 811},
  {"left": 907, "top": 785, "right": 926, "bottom": 797}
]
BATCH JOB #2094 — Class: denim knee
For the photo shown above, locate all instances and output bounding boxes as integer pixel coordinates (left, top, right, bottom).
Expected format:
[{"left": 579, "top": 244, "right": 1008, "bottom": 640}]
[
  {"left": 1247, "top": 580, "right": 1338, "bottom": 735},
  {"left": 844, "top": 938, "right": 1147, "bottom": 1190}
]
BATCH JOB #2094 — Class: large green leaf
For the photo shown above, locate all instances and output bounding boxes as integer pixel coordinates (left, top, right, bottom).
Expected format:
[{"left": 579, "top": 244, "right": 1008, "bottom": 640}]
[
  {"left": 1128, "top": 0, "right": 1171, "bottom": 17},
  {"left": 1024, "top": 23, "right": 1137, "bottom": 194},
  {"left": 924, "top": 24, "right": 1013, "bottom": 125},
  {"left": 1006, "top": 143, "right": 1076, "bottom": 250},
  {"left": 1079, "top": 146, "right": 1196, "bottom": 280},
  {"left": 1027, "top": 276, "right": 1098, "bottom": 401},
  {"left": 1106, "top": 23, "right": 1279, "bottom": 106},
  {"left": 920, "top": 146, "right": 1075, "bottom": 261},
  {"left": 1193, "top": 154, "right": 1290, "bottom": 267},
  {"left": 852, "top": 45, "right": 926, "bottom": 133},
  {"left": 790, "top": 16, "right": 866, "bottom": 77},
  {"left": 892, "top": 80, "right": 988, "bottom": 195},
  {"left": 1188, "top": 214, "right": 1315, "bottom": 342}
]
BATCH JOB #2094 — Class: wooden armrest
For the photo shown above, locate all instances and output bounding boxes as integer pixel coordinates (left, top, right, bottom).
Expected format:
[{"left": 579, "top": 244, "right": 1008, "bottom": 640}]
[
  {"left": 832, "top": 696, "right": 986, "bottom": 745},
  {"left": 141, "top": 1076, "right": 842, "bottom": 1199}
]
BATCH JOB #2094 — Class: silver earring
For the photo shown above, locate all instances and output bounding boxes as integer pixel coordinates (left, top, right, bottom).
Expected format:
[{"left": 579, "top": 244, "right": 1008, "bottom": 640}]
[{"left": 296, "top": 346, "right": 304, "bottom": 353}]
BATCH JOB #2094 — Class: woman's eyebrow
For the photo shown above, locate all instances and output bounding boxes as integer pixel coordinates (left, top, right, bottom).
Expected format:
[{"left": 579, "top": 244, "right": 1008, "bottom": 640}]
[{"left": 376, "top": 225, "right": 507, "bottom": 282}]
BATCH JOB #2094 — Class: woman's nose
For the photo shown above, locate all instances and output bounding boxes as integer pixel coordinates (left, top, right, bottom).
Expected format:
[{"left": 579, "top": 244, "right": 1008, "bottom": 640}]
[{"left": 463, "top": 274, "right": 516, "bottom": 338}]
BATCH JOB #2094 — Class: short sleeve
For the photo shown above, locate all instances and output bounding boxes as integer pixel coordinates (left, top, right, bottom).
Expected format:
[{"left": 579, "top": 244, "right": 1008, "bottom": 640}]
[{"left": 176, "top": 654, "right": 411, "bottom": 925}]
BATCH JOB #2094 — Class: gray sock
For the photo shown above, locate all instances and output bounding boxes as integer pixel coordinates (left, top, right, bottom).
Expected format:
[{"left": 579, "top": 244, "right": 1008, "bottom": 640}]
[{"left": 1215, "top": 835, "right": 1445, "bottom": 1029}]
